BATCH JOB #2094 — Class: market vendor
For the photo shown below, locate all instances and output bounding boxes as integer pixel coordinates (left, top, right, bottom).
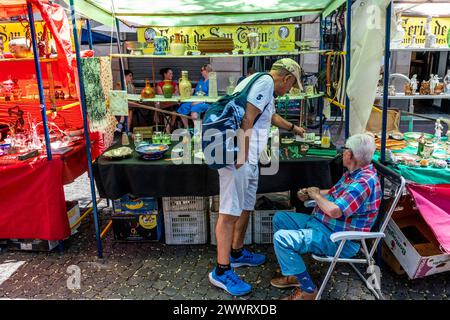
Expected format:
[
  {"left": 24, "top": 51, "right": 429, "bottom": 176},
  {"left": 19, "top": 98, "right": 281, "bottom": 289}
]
[
  {"left": 209, "top": 58, "right": 305, "bottom": 296},
  {"left": 155, "top": 67, "right": 179, "bottom": 132},
  {"left": 178, "top": 64, "right": 212, "bottom": 127},
  {"left": 270, "top": 133, "right": 382, "bottom": 300}
]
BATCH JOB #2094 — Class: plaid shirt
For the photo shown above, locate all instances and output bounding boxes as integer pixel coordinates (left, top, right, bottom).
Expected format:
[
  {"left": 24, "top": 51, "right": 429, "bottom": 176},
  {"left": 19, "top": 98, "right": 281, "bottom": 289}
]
[{"left": 313, "top": 164, "right": 382, "bottom": 232}]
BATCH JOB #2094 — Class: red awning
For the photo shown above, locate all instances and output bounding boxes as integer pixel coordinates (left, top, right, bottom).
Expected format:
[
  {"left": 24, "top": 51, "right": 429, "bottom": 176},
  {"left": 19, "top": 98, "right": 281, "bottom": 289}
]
[{"left": 0, "top": 0, "right": 47, "bottom": 18}]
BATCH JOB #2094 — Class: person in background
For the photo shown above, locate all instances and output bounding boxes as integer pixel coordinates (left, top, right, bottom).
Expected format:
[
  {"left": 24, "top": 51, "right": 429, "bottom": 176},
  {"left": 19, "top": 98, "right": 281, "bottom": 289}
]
[
  {"left": 237, "top": 67, "right": 256, "bottom": 85},
  {"left": 177, "top": 64, "right": 212, "bottom": 128},
  {"left": 155, "top": 67, "right": 179, "bottom": 132},
  {"left": 115, "top": 70, "right": 136, "bottom": 134},
  {"left": 270, "top": 133, "right": 381, "bottom": 300}
]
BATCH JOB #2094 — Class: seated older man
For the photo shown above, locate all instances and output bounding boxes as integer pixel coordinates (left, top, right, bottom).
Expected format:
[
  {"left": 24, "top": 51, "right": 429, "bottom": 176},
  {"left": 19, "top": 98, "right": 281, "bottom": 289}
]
[{"left": 271, "top": 133, "right": 382, "bottom": 300}]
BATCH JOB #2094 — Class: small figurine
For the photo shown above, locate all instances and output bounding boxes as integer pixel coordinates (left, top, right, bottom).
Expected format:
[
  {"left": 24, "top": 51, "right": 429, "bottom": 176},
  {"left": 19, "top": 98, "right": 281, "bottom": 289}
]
[
  {"left": 434, "top": 119, "right": 443, "bottom": 142},
  {"left": 410, "top": 74, "right": 418, "bottom": 94},
  {"left": 404, "top": 83, "right": 413, "bottom": 95},
  {"left": 429, "top": 74, "right": 436, "bottom": 95},
  {"left": 419, "top": 80, "right": 430, "bottom": 95},
  {"left": 444, "top": 70, "right": 450, "bottom": 94}
]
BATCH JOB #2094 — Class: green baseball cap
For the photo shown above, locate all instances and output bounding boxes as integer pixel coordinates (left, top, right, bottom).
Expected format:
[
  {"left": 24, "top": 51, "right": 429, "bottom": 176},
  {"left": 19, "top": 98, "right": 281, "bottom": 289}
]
[{"left": 271, "top": 58, "right": 303, "bottom": 90}]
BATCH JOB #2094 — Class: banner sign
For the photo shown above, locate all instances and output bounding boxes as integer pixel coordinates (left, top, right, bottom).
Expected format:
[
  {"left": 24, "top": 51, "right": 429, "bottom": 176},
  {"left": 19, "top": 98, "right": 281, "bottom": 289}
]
[
  {"left": 137, "top": 24, "right": 296, "bottom": 53},
  {"left": 401, "top": 16, "right": 450, "bottom": 46},
  {"left": 0, "top": 20, "right": 82, "bottom": 51}
]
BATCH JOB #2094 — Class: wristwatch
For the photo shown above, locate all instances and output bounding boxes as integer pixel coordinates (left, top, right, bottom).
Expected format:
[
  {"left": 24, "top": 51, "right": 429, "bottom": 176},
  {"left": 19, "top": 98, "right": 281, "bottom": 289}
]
[{"left": 288, "top": 123, "right": 295, "bottom": 132}]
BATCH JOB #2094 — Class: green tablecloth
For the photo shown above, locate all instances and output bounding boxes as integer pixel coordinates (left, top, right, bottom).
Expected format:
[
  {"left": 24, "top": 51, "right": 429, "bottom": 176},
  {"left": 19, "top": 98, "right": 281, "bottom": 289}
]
[{"left": 374, "top": 146, "right": 450, "bottom": 184}]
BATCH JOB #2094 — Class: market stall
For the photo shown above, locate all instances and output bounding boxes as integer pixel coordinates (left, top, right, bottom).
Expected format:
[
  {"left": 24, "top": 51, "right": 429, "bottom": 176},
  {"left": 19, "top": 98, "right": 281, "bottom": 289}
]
[
  {"left": 0, "top": 1, "right": 102, "bottom": 244},
  {"left": 66, "top": 0, "right": 360, "bottom": 258}
]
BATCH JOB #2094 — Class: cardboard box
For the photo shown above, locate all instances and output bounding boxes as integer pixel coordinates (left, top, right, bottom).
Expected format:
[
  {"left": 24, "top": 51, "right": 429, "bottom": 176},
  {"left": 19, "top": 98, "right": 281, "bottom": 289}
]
[
  {"left": 384, "top": 211, "right": 450, "bottom": 279},
  {"left": 8, "top": 239, "right": 60, "bottom": 252},
  {"left": 113, "top": 195, "right": 158, "bottom": 214},
  {"left": 67, "top": 200, "right": 80, "bottom": 235},
  {"left": 112, "top": 210, "right": 163, "bottom": 242}
]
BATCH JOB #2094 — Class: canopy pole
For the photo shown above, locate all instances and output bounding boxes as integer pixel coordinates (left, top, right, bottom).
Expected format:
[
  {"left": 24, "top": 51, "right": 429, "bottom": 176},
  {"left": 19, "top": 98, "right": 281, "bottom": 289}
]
[
  {"left": 344, "top": 0, "right": 351, "bottom": 139},
  {"left": 318, "top": 14, "right": 324, "bottom": 138},
  {"left": 86, "top": 19, "right": 94, "bottom": 50},
  {"left": 26, "top": 1, "right": 52, "bottom": 160},
  {"left": 69, "top": 0, "right": 103, "bottom": 259},
  {"left": 114, "top": 17, "right": 128, "bottom": 133},
  {"left": 381, "top": 2, "right": 392, "bottom": 163}
]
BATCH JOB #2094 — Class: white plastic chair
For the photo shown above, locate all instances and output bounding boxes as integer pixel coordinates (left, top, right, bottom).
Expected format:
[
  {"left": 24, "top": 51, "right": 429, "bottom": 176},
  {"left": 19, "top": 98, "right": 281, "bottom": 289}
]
[{"left": 305, "top": 161, "right": 405, "bottom": 300}]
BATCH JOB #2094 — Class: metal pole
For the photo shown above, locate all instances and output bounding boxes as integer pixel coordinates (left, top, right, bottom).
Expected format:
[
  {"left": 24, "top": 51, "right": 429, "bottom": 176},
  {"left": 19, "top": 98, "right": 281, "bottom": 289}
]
[
  {"left": 86, "top": 19, "right": 93, "bottom": 50},
  {"left": 26, "top": 1, "right": 52, "bottom": 160},
  {"left": 318, "top": 14, "right": 324, "bottom": 137},
  {"left": 69, "top": 0, "right": 103, "bottom": 258},
  {"left": 345, "top": 0, "right": 351, "bottom": 139},
  {"left": 381, "top": 2, "right": 392, "bottom": 163},
  {"left": 114, "top": 18, "right": 128, "bottom": 133}
]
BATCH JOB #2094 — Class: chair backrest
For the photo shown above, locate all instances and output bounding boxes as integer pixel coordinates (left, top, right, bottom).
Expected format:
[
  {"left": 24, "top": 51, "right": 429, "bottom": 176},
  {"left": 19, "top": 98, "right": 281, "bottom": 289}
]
[{"left": 370, "top": 161, "right": 406, "bottom": 256}]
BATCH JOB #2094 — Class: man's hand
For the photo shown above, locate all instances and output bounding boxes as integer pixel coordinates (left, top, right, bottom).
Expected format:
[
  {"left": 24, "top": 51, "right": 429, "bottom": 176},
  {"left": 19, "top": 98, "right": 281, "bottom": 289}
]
[
  {"left": 235, "top": 163, "right": 244, "bottom": 170},
  {"left": 307, "top": 187, "right": 321, "bottom": 200},
  {"left": 293, "top": 125, "right": 305, "bottom": 137},
  {"left": 297, "top": 188, "right": 309, "bottom": 202}
]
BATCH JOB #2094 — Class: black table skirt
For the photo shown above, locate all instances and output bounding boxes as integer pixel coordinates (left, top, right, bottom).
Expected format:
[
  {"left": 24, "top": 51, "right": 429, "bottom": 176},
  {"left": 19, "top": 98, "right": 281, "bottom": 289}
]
[{"left": 93, "top": 153, "right": 343, "bottom": 199}]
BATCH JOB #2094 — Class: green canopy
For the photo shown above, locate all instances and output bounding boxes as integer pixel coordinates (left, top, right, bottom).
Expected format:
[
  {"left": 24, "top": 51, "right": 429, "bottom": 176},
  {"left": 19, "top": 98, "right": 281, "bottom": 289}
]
[{"left": 66, "top": 0, "right": 346, "bottom": 27}]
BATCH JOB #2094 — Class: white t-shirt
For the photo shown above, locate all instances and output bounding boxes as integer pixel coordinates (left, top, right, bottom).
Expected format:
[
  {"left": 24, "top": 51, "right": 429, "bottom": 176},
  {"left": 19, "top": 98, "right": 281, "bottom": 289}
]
[{"left": 233, "top": 73, "right": 275, "bottom": 165}]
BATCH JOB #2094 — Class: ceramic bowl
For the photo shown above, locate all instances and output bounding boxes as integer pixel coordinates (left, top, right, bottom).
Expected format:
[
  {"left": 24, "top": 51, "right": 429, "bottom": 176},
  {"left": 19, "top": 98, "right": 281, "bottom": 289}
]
[{"left": 135, "top": 143, "right": 169, "bottom": 160}]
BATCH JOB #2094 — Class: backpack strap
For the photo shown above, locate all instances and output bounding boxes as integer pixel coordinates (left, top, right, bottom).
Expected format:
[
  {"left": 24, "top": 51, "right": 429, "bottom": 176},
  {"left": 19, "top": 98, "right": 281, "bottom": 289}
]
[{"left": 233, "top": 72, "right": 273, "bottom": 125}]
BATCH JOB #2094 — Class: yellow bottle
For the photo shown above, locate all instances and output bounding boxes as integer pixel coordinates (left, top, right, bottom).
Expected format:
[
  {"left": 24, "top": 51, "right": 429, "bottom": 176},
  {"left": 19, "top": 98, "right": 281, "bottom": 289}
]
[
  {"left": 321, "top": 125, "right": 331, "bottom": 148},
  {"left": 179, "top": 70, "right": 192, "bottom": 99}
]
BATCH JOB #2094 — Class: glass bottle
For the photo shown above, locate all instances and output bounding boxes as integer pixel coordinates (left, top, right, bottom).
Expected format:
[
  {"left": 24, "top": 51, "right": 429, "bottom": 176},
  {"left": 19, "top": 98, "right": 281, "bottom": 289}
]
[
  {"left": 179, "top": 71, "right": 192, "bottom": 99},
  {"left": 209, "top": 71, "right": 218, "bottom": 98},
  {"left": 162, "top": 79, "right": 174, "bottom": 98},
  {"left": 321, "top": 125, "right": 331, "bottom": 148},
  {"left": 417, "top": 133, "right": 425, "bottom": 156},
  {"left": 443, "top": 70, "right": 450, "bottom": 94},
  {"left": 141, "top": 79, "right": 155, "bottom": 98},
  {"left": 226, "top": 75, "right": 236, "bottom": 95}
]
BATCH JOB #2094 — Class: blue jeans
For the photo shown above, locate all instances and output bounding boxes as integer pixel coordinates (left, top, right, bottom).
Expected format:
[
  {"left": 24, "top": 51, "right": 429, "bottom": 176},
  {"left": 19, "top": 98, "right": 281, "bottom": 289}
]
[{"left": 273, "top": 211, "right": 360, "bottom": 276}]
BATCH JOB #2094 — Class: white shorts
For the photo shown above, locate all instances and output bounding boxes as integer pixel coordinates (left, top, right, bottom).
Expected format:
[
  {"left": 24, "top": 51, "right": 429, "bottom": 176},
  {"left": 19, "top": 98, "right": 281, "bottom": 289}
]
[{"left": 218, "top": 163, "right": 259, "bottom": 216}]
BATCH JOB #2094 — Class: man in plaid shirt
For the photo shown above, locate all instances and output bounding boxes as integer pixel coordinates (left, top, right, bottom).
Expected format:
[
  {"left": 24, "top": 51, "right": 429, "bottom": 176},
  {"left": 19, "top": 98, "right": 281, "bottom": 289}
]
[{"left": 270, "top": 133, "right": 381, "bottom": 300}]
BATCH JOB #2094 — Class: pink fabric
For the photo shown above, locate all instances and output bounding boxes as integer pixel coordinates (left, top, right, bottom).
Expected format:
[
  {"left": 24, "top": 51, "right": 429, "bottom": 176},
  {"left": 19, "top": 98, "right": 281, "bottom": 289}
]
[{"left": 407, "top": 184, "right": 450, "bottom": 254}]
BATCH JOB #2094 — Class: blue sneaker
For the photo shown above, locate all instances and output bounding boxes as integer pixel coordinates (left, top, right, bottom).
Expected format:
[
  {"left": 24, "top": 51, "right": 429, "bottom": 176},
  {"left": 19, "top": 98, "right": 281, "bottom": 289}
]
[
  {"left": 230, "top": 249, "right": 266, "bottom": 267},
  {"left": 208, "top": 268, "right": 252, "bottom": 296}
]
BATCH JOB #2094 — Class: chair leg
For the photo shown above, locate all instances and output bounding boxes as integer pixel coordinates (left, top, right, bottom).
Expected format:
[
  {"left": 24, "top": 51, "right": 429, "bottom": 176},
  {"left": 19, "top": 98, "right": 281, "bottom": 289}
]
[
  {"left": 316, "top": 240, "right": 346, "bottom": 300},
  {"left": 349, "top": 263, "right": 384, "bottom": 300}
]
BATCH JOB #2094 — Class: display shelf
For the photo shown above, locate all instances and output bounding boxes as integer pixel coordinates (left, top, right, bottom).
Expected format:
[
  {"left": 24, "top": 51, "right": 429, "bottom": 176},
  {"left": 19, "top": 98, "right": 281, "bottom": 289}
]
[
  {"left": 0, "top": 57, "right": 58, "bottom": 63},
  {"left": 391, "top": 47, "right": 450, "bottom": 52},
  {"left": 111, "top": 49, "right": 327, "bottom": 59},
  {"left": 375, "top": 93, "right": 450, "bottom": 100},
  {"left": 128, "top": 92, "right": 324, "bottom": 104}
]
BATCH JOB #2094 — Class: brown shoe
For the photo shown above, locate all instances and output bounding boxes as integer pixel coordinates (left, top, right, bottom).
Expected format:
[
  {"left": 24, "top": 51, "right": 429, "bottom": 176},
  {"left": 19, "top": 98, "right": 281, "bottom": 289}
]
[
  {"left": 270, "top": 275, "right": 300, "bottom": 289},
  {"left": 281, "top": 287, "right": 318, "bottom": 300}
]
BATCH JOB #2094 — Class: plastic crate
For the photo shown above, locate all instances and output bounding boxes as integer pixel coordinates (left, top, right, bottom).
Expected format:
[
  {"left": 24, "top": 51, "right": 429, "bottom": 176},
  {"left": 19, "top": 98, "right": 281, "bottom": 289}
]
[
  {"left": 162, "top": 196, "right": 208, "bottom": 213},
  {"left": 164, "top": 210, "right": 208, "bottom": 244},
  {"left": 210, "top": 211, "right": 252, "bottom": 245},
  {"left": 253, "top": 208, "right": 295, "bottom": 244}
]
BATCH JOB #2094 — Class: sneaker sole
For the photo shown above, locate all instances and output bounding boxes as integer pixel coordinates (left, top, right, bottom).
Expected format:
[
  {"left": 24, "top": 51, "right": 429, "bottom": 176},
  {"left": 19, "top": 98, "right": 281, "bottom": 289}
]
[
  {"left": 270, "top": 281, "right": 300, "bottom": 289},
  {"left": 208, "top": 272, "right": 251, "bottom": 296},
  {"left": 230, "top": 261, "right": 265, "bottom": 268}
]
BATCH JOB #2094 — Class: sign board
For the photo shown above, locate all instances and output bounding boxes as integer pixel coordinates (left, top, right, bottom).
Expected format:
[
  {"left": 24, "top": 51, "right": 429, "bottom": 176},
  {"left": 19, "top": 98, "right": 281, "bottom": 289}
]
[
  {"left": 401, "top": 16, "right": 450, "bottom": 46},
  {"left": 137, "top": 24, "right": 296, "bottom": 53}
]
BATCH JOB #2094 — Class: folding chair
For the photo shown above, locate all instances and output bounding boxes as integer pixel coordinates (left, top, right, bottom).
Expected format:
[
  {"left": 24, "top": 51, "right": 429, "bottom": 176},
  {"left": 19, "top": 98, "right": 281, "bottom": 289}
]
[{"left": 305, "top": 161, "right": 405, "bottom": 300}]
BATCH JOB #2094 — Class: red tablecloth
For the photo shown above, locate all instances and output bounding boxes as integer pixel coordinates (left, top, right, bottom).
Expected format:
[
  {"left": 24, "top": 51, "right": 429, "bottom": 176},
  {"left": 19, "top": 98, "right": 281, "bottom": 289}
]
[{"left": 0, "top": 158, "right": 70, "bottom": 240}]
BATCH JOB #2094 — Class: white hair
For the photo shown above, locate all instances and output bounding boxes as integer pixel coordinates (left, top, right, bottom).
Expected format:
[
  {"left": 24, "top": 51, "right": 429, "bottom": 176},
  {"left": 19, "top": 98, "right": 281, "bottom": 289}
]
[{"left": 345, "top": 133, "right": 376, "bottom": 165}]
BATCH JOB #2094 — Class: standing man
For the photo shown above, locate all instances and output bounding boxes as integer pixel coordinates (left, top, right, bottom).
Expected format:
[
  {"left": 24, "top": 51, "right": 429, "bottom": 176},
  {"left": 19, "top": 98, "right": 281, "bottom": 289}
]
[{"left": 209, "top": 58, "right": 305, "bottom": 296}]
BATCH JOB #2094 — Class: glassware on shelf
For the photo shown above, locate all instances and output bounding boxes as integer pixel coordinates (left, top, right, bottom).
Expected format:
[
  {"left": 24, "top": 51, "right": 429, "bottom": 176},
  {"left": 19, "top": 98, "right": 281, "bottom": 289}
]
[
  {"left": 226, "top": 75, "right": 236, "bottom": 95},
  {"left": 209, "top": 72, "right": 218, "bottom": 98},
  {"left": 162, "top": 80, "right": 174, "bottom": 98},
  {"left": 179, "top": 71, "right": 192, "bottom": 99},
  {"left": 141, "top": 79, "right": 155, "bottom": 99}
]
